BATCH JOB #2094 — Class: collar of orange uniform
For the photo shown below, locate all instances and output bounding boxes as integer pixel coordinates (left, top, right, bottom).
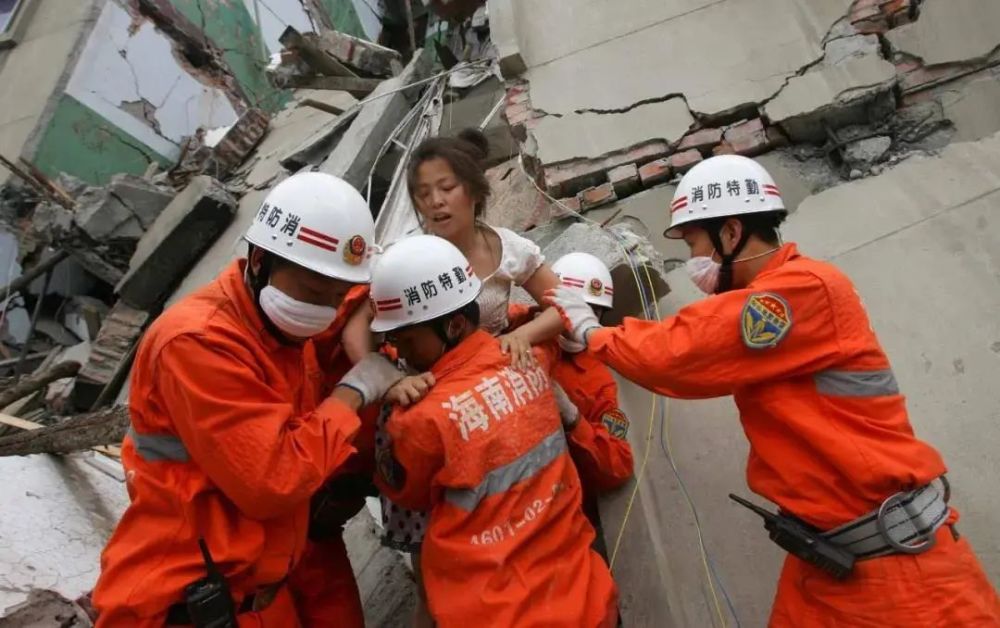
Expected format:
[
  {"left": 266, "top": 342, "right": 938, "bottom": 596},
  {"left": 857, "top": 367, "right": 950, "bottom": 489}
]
[
  {"left": 754, "top": 242, "right": 800, "bottom": 280},
  {"left": 220, "top": 258, "right": 283, "bottom": 352},
  {"left": 429, "top": 329, "right": 495, "bottom": 381}
]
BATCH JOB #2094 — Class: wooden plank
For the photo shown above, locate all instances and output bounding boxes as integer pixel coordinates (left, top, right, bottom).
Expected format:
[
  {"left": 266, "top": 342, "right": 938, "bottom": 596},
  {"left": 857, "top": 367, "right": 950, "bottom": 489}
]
[{"left": 0, "top": 413, "right": 43, "bottom": 431}]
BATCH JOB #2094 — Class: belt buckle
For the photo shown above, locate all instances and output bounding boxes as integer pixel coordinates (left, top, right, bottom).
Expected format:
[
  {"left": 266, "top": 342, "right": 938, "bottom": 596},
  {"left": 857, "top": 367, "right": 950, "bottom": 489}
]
[{"left": 875, "top": 489, "right": 937, "bottom": 555}]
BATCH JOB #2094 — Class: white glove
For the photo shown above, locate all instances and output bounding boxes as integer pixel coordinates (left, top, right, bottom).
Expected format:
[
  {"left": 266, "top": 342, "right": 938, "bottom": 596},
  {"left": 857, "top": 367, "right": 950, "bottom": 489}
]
[
  {"left": 337, "top": 353, "right": 405, "bottom": 406},
  {"left": 551, "top": 383, "right": 580, "bottom": 430},
  {"left": 545, "top": 287, "right": 601, "bottom": 346}
]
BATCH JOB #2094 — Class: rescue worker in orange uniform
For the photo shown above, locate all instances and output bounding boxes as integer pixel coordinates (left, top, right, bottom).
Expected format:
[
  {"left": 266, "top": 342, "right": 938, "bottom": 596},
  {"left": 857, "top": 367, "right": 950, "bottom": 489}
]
[
  {"left": 369, "top": 234, "right": 618, "bottom": 627},
  {"left": 507, "top": 252, "right": 633, "bottom": 546},
  {"left": 547, "top": 155, "right": 1000, "bottom": 626},
  {"left": 92, "top": 173, "right": 407, "bottom": 627}
]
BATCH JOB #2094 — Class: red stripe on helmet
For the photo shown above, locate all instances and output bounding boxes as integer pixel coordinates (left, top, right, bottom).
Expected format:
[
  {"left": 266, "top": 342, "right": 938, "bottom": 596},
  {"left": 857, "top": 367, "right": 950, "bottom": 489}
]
[
  {"left": 670, "top": 200, "right": 689, "bottom": 214},
  {"left": 298, "top": 227, "right": 339, "bottom": 244},
  {"left": 297, "top": 234, "right": 337, "bottom": 252},
  {"left": 378, "top": 303, "right": 403, "bottom": 312},
  {"left": 671, "top": 196, "right": 688, "bottom": 208},
  {"left": 376, "top": 298, "right": 402, "bottom": 306}
]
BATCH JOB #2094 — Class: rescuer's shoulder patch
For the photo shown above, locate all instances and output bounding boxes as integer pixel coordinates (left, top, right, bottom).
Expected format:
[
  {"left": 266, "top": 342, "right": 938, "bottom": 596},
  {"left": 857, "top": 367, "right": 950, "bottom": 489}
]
[
  {"left": 741, "top": 292, "right": 792, "bottom": 350},
  {"left": 602, "top": 409, "right": 629, "bottom": 439}
]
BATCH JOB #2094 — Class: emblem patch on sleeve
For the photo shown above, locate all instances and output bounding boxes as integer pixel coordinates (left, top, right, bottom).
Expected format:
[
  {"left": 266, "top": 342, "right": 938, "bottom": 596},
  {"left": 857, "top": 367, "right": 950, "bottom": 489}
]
[
  {"left": 741, "top": 293, "right": 792, "bottom": 349},
  {"left": 601, "top": 409, "right": 629, "bottom": 439}
]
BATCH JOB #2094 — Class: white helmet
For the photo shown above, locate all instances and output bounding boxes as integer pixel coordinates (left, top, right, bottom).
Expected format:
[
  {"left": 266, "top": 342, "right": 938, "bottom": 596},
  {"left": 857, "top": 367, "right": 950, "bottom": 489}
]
[
  {"left": 551, "top": 252, "right": 614, "bottom": 309},
  {"left": 369, "top": 235, "right": 482, "bottom": 333},
  {"left": 665, "top": 155, "right": 785, "bottom": 238},
  {"left": 245, "top": 172, "right": 375, "bottom": 283}
]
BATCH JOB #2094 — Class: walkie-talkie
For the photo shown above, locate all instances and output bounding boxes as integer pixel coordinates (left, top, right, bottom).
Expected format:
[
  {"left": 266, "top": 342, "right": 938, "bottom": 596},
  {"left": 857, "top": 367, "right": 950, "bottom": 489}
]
[
  {"left": 184, "top": 538, "right": 238, "bottom": 627},
  {"left": 729, "top": 494, "right": 856, "bottom": 580}
]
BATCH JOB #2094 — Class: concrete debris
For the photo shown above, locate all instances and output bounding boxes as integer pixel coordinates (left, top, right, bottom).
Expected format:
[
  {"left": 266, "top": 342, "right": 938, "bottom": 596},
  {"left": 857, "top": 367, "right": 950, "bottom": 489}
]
[
  {"left": 0, "top": 589, "right": 92, "bottom": 627},
  {"left": 117, "top": 176, "right": 237, "bottom": 311},
  {"left": 764, "top": 45, "right": 897, "bottom": 142},
  {"left": 843, "top": 135, "right": 892, "bottom": 168},
  {"left": 311, "top": 29, "right": 403, "bottom": 78},
  {"left": 321, "top": 49, "right": 434, "bottom": 190},
  {"left": 887, "top": 0, "right": 1000, "bottom": 67},
  {"left": 941, "top": 76, "right": 1000, "bottom": 142},
  {"left": 481, "top": 158, "right": 557, "bottom": 231},
  {"left": 442, "top": 77, "right": 518, "bottom": 166},
  {"left": 73, "top": 187, "right": 145, "bottom": 241},
  {"left": 520, "top": 221, "right": 669, "bottom": 324},
  {"left": 577, "top": 182, "right": 617, "bottom": 211},
  {"left": 608, "top": 163, "right": 641, "bottom": 198},
  {"left": 72, "top": 301, "right": 148, "bottom": 411},
  {"left": 201, "top": 109, "right": 270, "bottom": 181},
  {"left": 61, "top": 297, "right": 109, "bottom": 344},
  {"left": 343, "top": 508, "right": 418, "bottom": 626}
]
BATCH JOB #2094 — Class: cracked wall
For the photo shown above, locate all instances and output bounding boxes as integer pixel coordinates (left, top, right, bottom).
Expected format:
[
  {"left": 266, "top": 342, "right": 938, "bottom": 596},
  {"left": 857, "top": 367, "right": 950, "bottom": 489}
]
[{"left": 21, "top": 0, "right": 381, "bottom": 184}]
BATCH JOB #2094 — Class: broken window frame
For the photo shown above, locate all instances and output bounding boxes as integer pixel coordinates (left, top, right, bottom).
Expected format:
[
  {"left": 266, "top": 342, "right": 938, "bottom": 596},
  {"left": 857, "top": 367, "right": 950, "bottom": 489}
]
[{"left": 0, "top": 0, "right": 35, "bottom": 50}]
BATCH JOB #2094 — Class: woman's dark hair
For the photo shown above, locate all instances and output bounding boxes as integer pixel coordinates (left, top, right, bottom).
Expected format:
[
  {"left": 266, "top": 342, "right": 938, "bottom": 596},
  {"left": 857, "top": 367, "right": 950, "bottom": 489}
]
[{"left": 407, "top": 128, "right": 491, "bottom": 216}]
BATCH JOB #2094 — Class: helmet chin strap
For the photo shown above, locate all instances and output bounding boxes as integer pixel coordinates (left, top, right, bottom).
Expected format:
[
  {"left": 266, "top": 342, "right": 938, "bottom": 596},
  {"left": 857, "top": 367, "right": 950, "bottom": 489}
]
[
  {"left": 707, "top": 226, "right": 751, "bottom": 294},
  {"left": 245, "top": 247, "right": 297, "bottom": 346}
]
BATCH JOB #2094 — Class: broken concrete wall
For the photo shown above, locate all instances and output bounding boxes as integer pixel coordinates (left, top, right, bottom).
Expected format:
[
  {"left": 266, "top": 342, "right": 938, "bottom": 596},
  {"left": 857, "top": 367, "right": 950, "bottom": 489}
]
[{"left": 0, "top": 1, "right": 99, "bottom": 186}]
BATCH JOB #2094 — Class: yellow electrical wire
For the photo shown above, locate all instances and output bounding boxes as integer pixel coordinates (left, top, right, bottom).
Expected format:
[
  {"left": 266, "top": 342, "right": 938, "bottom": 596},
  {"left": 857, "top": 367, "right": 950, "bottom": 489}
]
[{"left": 517, "top": 158, "right": 729, "bottom": 628}]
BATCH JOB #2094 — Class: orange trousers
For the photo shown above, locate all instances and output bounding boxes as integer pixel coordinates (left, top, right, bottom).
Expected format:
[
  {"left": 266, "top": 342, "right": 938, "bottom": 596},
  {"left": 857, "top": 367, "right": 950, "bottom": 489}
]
[
  {"left": 770, "top": 526, "right": 1000, "bottom": 627},
  {"left": 288, "top": 535, "right": 364, "bottom": 628}
]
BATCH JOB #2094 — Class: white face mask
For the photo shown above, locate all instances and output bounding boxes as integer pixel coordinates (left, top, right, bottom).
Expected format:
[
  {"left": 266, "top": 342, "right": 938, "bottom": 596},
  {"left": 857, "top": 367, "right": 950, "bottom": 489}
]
[
  {"left": 259, "top": 285, "right": 337, "bottom": 338},
  {"left": 685, "top": 256, "right": 722, "bottom": 294},
  {"left": 684, "top": 246, "right": 781, "bottom": 295}
]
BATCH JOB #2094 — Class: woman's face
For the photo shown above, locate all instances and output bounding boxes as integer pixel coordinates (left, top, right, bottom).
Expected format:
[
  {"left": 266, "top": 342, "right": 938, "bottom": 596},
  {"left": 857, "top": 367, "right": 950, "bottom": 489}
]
[{"left": 413, "top": 157, "right": 476, "bottom": 241}]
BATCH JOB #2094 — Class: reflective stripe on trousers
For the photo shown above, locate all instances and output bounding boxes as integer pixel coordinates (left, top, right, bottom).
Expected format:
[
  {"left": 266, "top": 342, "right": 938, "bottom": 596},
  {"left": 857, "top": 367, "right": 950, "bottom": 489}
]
[
  {"left": 814, "top": 369, "right": 899, "bottom": 397},
  {"left": 128, "top": 427, "right": 190, "bottom": 462},
  {"left": 445, "top": 429, "right": 567, "bottom": 511}
]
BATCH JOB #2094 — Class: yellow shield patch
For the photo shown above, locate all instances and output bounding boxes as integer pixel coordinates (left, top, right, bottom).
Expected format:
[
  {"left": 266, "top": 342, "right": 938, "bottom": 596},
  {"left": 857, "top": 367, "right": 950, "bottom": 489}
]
[{"left": 741, "top": 292, "right": 792, "bottom": 349}]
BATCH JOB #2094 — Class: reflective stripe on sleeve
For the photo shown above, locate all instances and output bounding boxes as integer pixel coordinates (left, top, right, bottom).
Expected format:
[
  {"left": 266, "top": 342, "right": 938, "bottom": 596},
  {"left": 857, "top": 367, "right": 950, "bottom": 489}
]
[
  {"left": 128, "top": 427, "right": 190, "bottom": 462},
  {"left": 814, "top": 369, "right": 899, "bottom": 397},
  {"left": 445, "top": 428, "right": 567, "bottom": 511}
]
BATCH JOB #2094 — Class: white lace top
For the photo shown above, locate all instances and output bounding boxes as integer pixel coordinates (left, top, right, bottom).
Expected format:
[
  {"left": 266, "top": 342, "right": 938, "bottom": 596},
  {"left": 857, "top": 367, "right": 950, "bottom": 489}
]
[{"left": 477, "top": 225, "right": 544, "bottom": 335}]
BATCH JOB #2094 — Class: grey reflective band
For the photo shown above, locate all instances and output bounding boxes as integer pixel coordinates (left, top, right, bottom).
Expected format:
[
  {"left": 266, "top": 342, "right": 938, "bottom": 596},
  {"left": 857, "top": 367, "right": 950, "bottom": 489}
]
[
  {"left": 128, "top": 427, "right": 190, "bottom": 462},
  {"left": 445, "top": 429, "right": 567, "bottom": 511},
  {"left": 823, "top": 483, "right": 948, "bottom": 559},
  {"left": 814, "top": 369, "right": 899, "bottom": 397}
]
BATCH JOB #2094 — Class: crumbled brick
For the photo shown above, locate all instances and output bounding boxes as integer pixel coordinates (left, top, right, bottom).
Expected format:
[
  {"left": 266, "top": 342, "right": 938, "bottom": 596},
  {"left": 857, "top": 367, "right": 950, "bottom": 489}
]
[
  {"left": 723, "top": 118, "right": 771, "bottom": 156},
  {"left": 608, "top": 163, "right": 640, "bottom": 197},
  {"left": 677, "top": 127, "right": 724, "bottom": 153},
  {"left": 637, "top": 158, "right": 673, "bottom": 187},
  {"left": 668, "top": 149, "right": 703, "bottom": 173},
  {"left": 577, "top": 182, "right": 617, "bottom": 211},
  {"left": 556, "top": 196, "right": 582, "bottom": 213},
  {"left": 712, "top": 142, "right": 736, "bottom": 156}
]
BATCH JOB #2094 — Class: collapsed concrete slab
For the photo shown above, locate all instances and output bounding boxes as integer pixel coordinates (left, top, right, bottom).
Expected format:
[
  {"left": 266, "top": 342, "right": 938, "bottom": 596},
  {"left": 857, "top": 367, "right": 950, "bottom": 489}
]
[
  {"left": 343, "top": 508, "right": 418, "bottom": 626},
  {"left": 531, "top": 98, "right": 693, "bottom": 164},
  {"left": 106, "top": 175, "right": 174, "bottom": 230},
  {"left": 764, "top": 39, "right": 897, "bottom": 142},
  {"left": 72, "top": 301, "right": 148, "bottom": 410},
  {"left": 0, "top": 454, "right": 128, "bottom": 614},
  {"left": 886, "top": 0, "right": 1000, "bottom": 66},
  {"left": 941, "top": 76, "right": 1000, "bottom": 142},
  {"left": 320, "top": 49, "right": 433, "bottom": 190},
  {"left": 313, "top": 29, "right": 403, "bottom": 78},
  {"left": 73, "top": 176, "right": 174, "bottom": 241},
  {"left": 517, "top": 0, "right": 852, "bottom": 117},
  {"left": 116, "top": 177, "right": 237, "bottom": 311}
]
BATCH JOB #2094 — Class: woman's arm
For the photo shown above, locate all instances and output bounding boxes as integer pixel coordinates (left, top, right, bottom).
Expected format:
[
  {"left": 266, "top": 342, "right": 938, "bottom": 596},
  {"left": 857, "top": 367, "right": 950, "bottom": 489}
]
[
  {"left": 498, "top": 264, "right": 565, "bottom": 368},
  {"left": 342, "top": 304, "right": 375, "bottom": 364}
]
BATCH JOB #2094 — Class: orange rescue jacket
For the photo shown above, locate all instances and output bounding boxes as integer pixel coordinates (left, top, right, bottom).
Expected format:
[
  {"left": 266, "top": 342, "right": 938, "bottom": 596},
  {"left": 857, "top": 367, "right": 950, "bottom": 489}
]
[
  {"left": 375, "top": 330, "right": 617, "bottom": 628},
  {"left": 507, "top": 303, "right": 634, "bottom": 494},
  {"left": 93, "top": 260, "right": 367, "bottom": 626},
  {"left": 588, "top": 243, "right": 946, "bottom": 530}
]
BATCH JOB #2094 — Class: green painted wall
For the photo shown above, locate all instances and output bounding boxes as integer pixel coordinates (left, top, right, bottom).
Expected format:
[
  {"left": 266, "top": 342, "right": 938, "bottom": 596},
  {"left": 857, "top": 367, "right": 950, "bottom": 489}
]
[
  {"left": 168, "top": 0, "right": 286, "bottom": 112},
  {"left": 318, "top": 0, "right": 367, "bottom": 39},
  {"left": 33, "top": 94, "right": 170, "bottom": 185}
]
